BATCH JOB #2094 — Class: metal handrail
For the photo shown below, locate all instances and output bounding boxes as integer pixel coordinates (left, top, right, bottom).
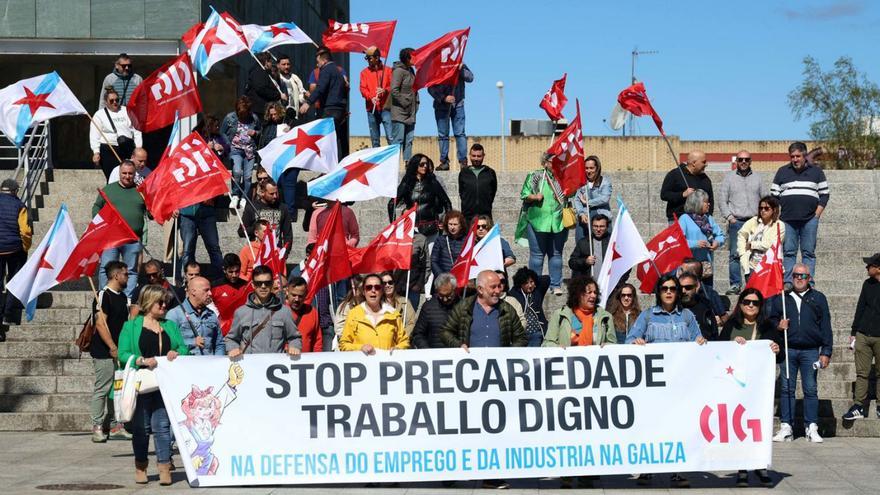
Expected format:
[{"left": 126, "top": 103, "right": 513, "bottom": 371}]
[{"left": 4, "top": 122, "right": 51, "bottom": 211}]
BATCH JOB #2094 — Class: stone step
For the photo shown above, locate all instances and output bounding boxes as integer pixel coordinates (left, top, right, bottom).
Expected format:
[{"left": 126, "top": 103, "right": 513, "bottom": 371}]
[
  {"left": 0, "top": 358, "right": 91, "bottom": 377},
  {"left": 4, "top": 326, "right": 78, "bottom": 342},
  {"left": 0, "top": 412, "right": 91, "bottom": 431},
  {"left": 0, "top": 342, "right": 80, "bottom": 359},
  {"left": 0, "top": 375, "right": 92, "bottom": 395},
  {"left": 772, "top": 417, "right": 880, "bottom": 437},
  {"left": 0, "top": 393, "right": 89, "bottom": 413}
]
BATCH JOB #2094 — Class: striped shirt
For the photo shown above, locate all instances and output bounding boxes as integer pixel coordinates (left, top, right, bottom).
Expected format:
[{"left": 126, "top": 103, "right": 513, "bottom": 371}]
[{"left": 770, "top": 163, "right": 829, "bottom": 223}]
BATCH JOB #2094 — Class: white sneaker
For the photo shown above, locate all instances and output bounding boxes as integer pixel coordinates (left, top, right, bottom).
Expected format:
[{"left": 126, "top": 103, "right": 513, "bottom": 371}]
[
  {"left": 806, "top": 423, "right": 823, "bottom": 443},
  {"left": 772, "top": 423, "right": 793, "bottom": 442},
  {"left": 230, "top": 195, "right": 240, "bottom": 210}
]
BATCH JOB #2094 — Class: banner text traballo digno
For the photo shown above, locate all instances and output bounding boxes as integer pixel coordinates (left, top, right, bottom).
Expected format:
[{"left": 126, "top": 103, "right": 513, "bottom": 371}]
[{"left": 156, "top": 343, "right": 775, "bottom": 486}]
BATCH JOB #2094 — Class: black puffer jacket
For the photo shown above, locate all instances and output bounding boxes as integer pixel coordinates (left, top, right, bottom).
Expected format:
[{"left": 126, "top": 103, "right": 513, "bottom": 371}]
[
  {"left": 411, "top": 297, "right": 456, "bottom": 349},
  {"left": 388, "top": 176, "right": 452, "bottom": 235}
]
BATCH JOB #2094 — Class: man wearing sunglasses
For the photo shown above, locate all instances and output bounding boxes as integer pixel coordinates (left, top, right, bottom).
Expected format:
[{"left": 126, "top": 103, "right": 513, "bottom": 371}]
[
  {"left": 226, "top": 265, "right": 301, "bottom": 357},
  {"left": 718, "top": 150, "right": 767, "bottom": 295},
  {"left": 99, "top": 53, "right": 142, "bottom": 108},
  {"left": 768, "top": 263, "right": 832, "bottom": 443},
  {"left": 770, "top": 142, "right": 830, "bottom": 286},
  {"left": 678, "top": 273, "right": 718, "bottom": 339}
]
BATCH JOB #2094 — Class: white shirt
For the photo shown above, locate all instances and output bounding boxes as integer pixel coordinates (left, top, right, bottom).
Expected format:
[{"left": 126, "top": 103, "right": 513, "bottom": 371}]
[
  {"left": 279, "top": 73, "right": 307, "bottom": 114},
  {"left": 89, "top": 106, "right": 143, "bottom": 154}
]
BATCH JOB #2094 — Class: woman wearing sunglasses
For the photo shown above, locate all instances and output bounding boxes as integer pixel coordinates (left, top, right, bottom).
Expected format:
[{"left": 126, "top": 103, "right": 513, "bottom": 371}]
[
  {"left": 339, "top": 274, "right": 410, "bottom": 354},
  {"left": 607, "top": 283, "right": 641, "bottom": 345},
  {"left": 719, "top": 288, "right": 781, "bottom": 487},
  {"left": 90, "top": 86, "right": 142, "bottom": 180},
  {"left": 737, "top": 196, "right": 786, "bottom": 284}
]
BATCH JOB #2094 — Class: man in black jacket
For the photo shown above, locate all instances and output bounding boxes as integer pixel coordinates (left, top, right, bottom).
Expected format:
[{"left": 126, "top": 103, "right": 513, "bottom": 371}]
[
  {"left": 568, "top": 214, "right": 610, "bottom": 279},
  {"left": 300, "top": 47, "right": 349, "bottom": 157},
  {"left": 660, "top": 150, "right": 714, "bottom": 221},
  {"left": 240, "top": 181, "right": 293, "bottom": 255},
  {"left": 411, "top": 273, "right": 458, "bottom": 348},
  {"left": 458, "top": 144, "right": 497, "bottom": 225},
  {"left": 245, "top": 52, "right": 285, "bottom": 116},
  {"left": 679, "top": 273, "right": 719, "bottom": 339},
  {"left": 843, "top": 253, "right": 880, "bottom": 420}
]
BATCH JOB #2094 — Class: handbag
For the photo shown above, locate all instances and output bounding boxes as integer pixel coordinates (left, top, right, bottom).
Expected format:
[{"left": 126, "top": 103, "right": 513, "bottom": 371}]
[
  {"left": 113, "top": 356, "right": 138, "bottom": 423},
  {"left": 135, "top": 368, "right": 159, "bottom": 394},
  {"left": 544, "top": 171, "right": 577, "bottom": 230},
  {"left": 75, "top": 314, "right": 96, "bottom": 354}
]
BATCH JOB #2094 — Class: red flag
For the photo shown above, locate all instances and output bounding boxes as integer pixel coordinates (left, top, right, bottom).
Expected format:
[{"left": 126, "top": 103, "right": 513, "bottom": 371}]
[
  {"left": 322, "top": 19, "right": 397, "bottom": 56},
  {"left": 546, "top": 99, "right": 586, "bottom": 196},
  {"left": 350, "top": 205, "right": 416, "bottom": 274},
  {"left": 211, "top": 282, "right": 252, "bottom": 336},
  {"left": 744, "top": 224, "right": 784, "bottom": 299},
  {"left": 636, "top": 219, "right": 694, "bottom": 293},
  {"left": 138, "top": 131, "right": 231, "bottom": 225},
  {"left": 56, "top": 190, "right": 139, "bottom": 284},
  {"left": 450, "top": 221, "right": 480, "bottom": 288},
  {"left": 127, "top": 53, "right": 201, "bottom": 132},
  {"left": 256, "top": 228, "right": 287, "bottom": 281},
  {"left": 539, "top": 73, "right": 568, "bottom": 121},
  {"left": 181, "top": 22, "right": 204, "bottom": 49},
  {"left": 617, "top": 81, "right": 665, "bottom": 136},
  {"left": 410, "top": 27, "right": 470, "bottom": 90},
  {"left": 302, "top": 203, "right": 354, "bottom": 301}
]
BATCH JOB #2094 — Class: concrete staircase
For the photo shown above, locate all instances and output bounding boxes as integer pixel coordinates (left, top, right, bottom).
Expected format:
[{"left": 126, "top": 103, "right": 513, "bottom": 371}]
[{"left": 1, "top": 167, "right": 878, "bottom": 435}]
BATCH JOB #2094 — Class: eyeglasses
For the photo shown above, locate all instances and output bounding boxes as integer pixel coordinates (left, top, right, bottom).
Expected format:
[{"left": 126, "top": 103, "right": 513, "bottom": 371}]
[
  {"left": 759, "top": 206, "right": 772, "bottom": 211},
  {"left": 119, "top": 64, "right": 132, "bottom": 69},
  {"left": 793, "top": 273, "right": 810, "bottom": 280},
  {"left": 257, "top": 176, "right": 269, "bottom": 181},
  {"left": 741, "top": 299, "right": 761, "bottom": 307},
  {"left": 680, "top": 284, "right": 696, "bottom": 291},
  {"left": 107, "top": 99, "right": 119, "bottom": 104},
  {"left": 735, "top": 157, "right": 752, "bottom": 163},
  {"left": 363, "top": 284, "right": 382, "bottom": 292},
  {"left": 476, "top": 224, "right": 489, "bottom": 230},
  {"left": 382, "top": 280, "right": 394, "bottom": 286},
  {"left": 418, "top": 162, "right": 428, "bottom": 167},
  {"left": 253, "top": 280, "right": 273, "bottom": 287},
  {"left": 146, "top": 271, "right": 161, "bottom": 278},
  {"left": 619, "top": 293, "right": 634, "bottom": 299},
  {"left": 157, "top": 301, "right": 167, "bottom": 308},
  {"left": 660, "top": 285, "right": 678, "bottom": 293}
]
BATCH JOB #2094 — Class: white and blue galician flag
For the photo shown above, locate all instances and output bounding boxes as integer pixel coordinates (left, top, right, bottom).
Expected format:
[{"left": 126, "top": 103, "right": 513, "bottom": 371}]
[
  {"left": 187, "top": 7, "right": 248, "bottom": 78},
  {"left": 466, "top": 224, "right": 505, "bottom": 280},
  {"left": 7, "top": 205, "right": 78, "bottom": 321},
  {"left": 260, "top": 118, "right": 337, "bottom": 181},
  {"left": 307, "top": 144, "right": 400, "bottom": 202},
  {"left": 0, "top": 72, "right": 87, "bottom": 147},
  {"left": 242, "top": 21, "right": 315, "bottom": 53},
  {"left": 597, "top": 197, "right": 651, "bottom": 307}
]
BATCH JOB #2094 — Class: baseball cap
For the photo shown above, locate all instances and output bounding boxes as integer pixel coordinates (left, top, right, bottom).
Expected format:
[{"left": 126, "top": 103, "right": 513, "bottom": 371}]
[
  {"left": 0, "top": 179, "right": 20, "bottom": 192},
  {"left": 863, "top": 253, "right": 880, "bottom": 267}
]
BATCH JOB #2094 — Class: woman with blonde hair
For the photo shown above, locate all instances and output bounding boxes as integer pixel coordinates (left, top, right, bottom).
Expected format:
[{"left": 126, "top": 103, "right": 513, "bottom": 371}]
[{"left": 117, "top": 285, "right": 189, "bottom": 485}]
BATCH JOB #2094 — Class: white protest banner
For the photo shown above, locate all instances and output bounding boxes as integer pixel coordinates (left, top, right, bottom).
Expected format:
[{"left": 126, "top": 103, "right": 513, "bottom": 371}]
[{"left": 155, "top": 342, "right": 775, "bottom": 487}]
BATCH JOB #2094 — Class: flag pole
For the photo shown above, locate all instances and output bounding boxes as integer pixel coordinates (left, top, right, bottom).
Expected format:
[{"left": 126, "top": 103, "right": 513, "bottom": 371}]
[
  {"left": 172, "top": 216, "right": 179, "bottom": 284},
  {"left": 778, "top": 222, "right": 789, "bottom": 380},
  {"left": 245, "top": 49, "right": 285, "bottom": 96},
  {"left": 88, "top": 116, "right": 124, "bottom": 164},
  {"left": 230, "top": 195, "right": 257, "bottom": 262},
  {"left": 660, "top": 133, "right": 689, "bottom": 185},
  {"left": 402, "top": 269, "right": 411, "bottom": 328}
]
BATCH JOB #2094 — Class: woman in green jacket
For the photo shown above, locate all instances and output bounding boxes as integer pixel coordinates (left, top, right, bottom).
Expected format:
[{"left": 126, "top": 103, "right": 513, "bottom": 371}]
[
  {"left": 118, "top": 285, "right": 189, "bottom": 486},
  {"left": 543, "top": 275, "right": 617, "bottom": 347}
]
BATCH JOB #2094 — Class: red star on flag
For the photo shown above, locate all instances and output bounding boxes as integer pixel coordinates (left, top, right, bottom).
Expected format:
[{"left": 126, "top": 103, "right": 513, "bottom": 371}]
[
  {"left": 341, "top": 160, "right": 378, "bottom": 186},
  {"left": 268, "top": 24, "right": 289, "bottom": 37},
  {"left": 37, "top": 251, "right": 53, "bottom": 270},
  {"left": 726, "top": 366, "right": 734, "bottom": 375},
  {"left": 14, "top": 86, "right": 56, "bottom": 114},
  {"left": 284, "top": 128, "right": 323, "bottom": 156},
  {"left": 201, "top": 26, "right": 225, "bottom": 55},
  {"left": 611, "top": 243, "right": 622, "bottom": 261}
]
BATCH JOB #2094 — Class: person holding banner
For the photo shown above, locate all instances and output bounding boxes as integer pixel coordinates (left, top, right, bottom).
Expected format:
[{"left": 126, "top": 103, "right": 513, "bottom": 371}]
[
  {"left": 543, "top": 274, "right": 617, "bottom": 352},
  {"left": 117, "top": 285, "right": 189, "bottom": 485},
  {"left": 626, "top": 275, "right": 705, "bottom": 346},
  {"left": 166, "top": 277, "right": 225, "bottom": 356},
  {"left": 440, "top": 270, "right": 527, "bottom": 350},
  {"left": 520, "top": 153, "right": 569, "bottom": 295},
  {"left": 225, "top": 266, "right": 301, "bottom": 357},
  {"left": 509, "top": 267, "right": 550, "bottom": 347},
  {"left": 339, "top": 273, "right": 410, "bottom": 354},
  {"left": 768, "top": 263, "right": 832, "bottom": 443}
]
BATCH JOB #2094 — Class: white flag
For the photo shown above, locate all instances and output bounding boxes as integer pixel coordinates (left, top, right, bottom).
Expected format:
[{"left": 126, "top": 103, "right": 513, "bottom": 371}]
[
  {"left": 307, "top": 144, "right": 400, "bottom": 202},
  {"left": 597, "top": 199, "right": 650, "bottom": 307},
  {"left": 467, "top": 224, "right": 505, "bottom": 280}
]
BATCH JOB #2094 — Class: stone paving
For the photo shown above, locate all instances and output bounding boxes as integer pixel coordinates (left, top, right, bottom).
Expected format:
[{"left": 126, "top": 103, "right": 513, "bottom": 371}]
[{"left": 0, "top": 432, "right": 877, "bottom": 494}]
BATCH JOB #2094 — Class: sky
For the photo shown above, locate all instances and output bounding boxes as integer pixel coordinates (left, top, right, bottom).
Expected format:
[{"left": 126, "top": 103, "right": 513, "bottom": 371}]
[{"left": 348, "top": 0, "right": 880, "bottom": 140}]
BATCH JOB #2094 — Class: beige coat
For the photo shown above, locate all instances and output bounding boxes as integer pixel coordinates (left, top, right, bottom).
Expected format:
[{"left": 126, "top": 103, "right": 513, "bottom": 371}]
[{"left": 737, "top": 217, "right": 786, "bottom": 278}]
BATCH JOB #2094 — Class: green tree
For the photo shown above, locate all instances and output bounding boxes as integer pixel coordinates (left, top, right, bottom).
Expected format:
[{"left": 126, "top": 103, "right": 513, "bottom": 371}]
[{"left": 788, "top": 56, "right": 880, "bottom": 168}]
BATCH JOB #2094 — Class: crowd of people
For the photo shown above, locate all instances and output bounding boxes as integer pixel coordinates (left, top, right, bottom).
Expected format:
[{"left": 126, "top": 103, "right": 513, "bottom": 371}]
[{"left": 0, "top": 51, "right": 875, "bottom": 491}]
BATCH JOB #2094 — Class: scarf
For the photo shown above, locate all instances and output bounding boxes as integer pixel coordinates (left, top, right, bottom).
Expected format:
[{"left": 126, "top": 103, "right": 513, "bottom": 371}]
[{"left": 691, "top": 214, "right": 714, "bottom": 239}]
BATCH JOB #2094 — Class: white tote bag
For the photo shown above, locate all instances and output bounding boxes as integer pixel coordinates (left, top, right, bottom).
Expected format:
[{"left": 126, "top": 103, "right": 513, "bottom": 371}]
[{"left": 113, "top": 356, "right": 138, "bottom": 423}]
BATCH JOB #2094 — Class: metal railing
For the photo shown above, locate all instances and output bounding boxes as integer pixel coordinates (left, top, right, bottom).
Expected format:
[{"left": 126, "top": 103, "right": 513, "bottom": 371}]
[{"left": 4, "top": 122, "right": 51, "bottom": 211}]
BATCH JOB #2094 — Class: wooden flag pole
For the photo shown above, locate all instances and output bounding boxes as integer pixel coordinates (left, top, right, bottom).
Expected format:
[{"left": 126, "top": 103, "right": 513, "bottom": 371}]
[{"left": 88, "top": 115, "right": 124, "bottom": 165}]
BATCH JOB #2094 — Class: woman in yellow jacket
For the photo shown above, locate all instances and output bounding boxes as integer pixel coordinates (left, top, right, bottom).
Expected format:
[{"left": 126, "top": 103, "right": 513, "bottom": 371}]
[{"left": 339, "top": 274, "right": 410, "bottom": 354}]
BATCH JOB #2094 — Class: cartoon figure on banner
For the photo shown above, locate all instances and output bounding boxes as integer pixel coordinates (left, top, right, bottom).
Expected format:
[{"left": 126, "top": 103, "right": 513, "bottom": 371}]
[{"left": 178, "top": 363, "right": 244, "bottom": 475}]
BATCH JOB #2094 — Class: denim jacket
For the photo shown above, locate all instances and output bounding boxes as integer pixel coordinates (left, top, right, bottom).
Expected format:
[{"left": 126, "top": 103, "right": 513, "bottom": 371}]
[
  {"left": 165, "top": 299, "right": 226, "bottom": 356},
  {"left": 573, "top": 177, "right": 613, "bottom": 220},
  {"left": 625, "top": 306, "right": 701, "bottom": 343}
]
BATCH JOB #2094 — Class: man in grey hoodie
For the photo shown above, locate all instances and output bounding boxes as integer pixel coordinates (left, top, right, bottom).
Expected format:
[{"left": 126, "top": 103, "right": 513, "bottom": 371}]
[
  {"left": 99, "top": 53, "right": 143, "bottom": 107},
  {"left": 226, "top": 265, "right": 301, "bottom": 357}
]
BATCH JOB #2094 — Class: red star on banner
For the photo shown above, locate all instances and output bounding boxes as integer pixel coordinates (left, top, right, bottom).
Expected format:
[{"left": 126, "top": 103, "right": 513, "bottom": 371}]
[
  {"left": 341, "top": 160, "right": 378, "bottom": 186},
  {"left": 201, "top": 26, "right": 225, "bottom": 56},
  {"left": 37, "top": 251, "right": 53, "bottom": 271},
  {"left": 268, "top": 24, "right": 289, "bottom": 37},
  {"left": 284, "top": 128, "right": 323, "bottom": 156},
  {"left": 14, "top": 86, "right": 56, "bottom": 115},
  {"left": 726, "top": 366, "right": 734, "bottom": 375}
]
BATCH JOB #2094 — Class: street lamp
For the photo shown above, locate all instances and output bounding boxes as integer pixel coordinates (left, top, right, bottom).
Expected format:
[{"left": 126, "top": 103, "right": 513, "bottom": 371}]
[{"left": 496, "top": 81, "right": 505, "bottom": 172}]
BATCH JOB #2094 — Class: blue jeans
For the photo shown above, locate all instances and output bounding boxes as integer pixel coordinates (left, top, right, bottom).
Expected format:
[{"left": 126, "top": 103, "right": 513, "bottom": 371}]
[
  {"left": 783, "top": 217, "right": 818, "bottom": 283},
  {"left": 435, "top": 105, "right": 467, "bottom": 164},
  {"left": 526, "top": 331, "right": 543, "bottom": 347},
  {"left": 230, "top": 149, "right": 255, "bottom": 200},
  {"left": 526, "top": 224, "right": 568, "bottom": 288},
  {"left": 99, "top": 241, "right": 141, "bottom": 298},
  {"left": 367, "top": 110, "right": 392, "bottom": 148},
  {"left": 391, "top": 121, "right": 415, "bottom": 161},
  {"left": 179, "top": 208, "right": 223, "bottom": 278},
  {"left": 778, "top": 347, "right": 820, "bottom": 425},
  {"left": 727, "top": 220, "right": 745, "bottom": 286},
  {"left": 279, "top": 168, "right": 300, "bottom": 219},
  {"left": 131, "top": 391, "right": 172, "bottom": 464}
]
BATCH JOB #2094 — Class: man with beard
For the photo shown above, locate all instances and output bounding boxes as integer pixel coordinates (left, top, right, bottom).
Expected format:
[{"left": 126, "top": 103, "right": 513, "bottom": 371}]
[{"left": 679, "top": 272, "right": 719, "bottom": 340}]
